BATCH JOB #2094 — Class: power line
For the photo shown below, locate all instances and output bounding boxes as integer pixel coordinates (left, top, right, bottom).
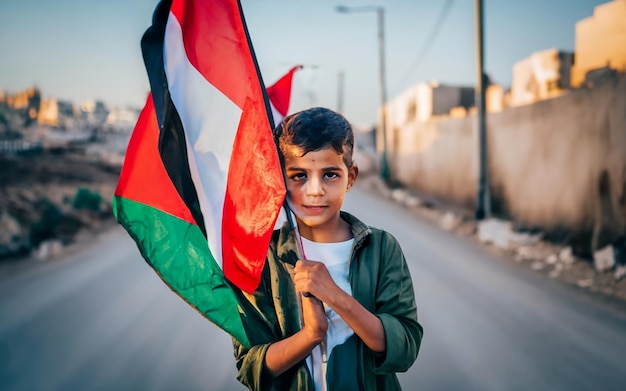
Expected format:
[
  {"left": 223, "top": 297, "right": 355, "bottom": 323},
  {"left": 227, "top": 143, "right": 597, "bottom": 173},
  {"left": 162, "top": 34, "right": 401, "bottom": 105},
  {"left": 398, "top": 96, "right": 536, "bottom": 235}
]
[{"left": 393, "top": 0, "right": 456, "bottom": 92}]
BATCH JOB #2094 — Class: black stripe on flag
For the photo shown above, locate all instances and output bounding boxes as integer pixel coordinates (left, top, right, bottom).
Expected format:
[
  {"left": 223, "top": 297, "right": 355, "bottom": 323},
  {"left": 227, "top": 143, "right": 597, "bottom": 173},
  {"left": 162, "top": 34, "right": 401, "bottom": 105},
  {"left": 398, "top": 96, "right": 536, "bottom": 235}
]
[{"left": 140, "top": 0, "right": 206, "bottom": 236}]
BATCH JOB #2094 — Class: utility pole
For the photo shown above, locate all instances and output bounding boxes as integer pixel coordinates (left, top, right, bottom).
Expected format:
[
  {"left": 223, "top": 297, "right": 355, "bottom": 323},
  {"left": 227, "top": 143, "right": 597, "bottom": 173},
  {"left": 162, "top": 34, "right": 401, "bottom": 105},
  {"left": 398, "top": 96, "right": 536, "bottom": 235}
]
[
  {"left": 474, "top": 0, "right": 490, "bottom": 219},
  {"left": 337, "top": 70, "right": 345, "bottom": 114},
  {"left": 377, "top": 7, "right": 390, "bottom": 182}
]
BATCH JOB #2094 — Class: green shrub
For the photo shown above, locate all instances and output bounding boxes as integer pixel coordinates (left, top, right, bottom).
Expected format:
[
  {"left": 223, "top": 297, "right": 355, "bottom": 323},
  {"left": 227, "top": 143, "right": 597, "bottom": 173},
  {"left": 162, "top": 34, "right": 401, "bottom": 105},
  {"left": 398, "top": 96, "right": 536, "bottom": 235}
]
[
  {"left": 73, "top": 187, "right": 102, "bottom": 211},
  {"left": 30, "top": 199, "right": 63, "bottom": 246}
]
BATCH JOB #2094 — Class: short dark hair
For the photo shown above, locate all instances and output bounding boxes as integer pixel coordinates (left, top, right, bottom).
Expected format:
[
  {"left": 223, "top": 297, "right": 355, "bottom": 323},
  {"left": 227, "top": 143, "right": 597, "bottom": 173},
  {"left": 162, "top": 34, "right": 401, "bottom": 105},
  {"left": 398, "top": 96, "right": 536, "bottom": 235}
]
[{"left": 273, "top": 107, "right": 354, "bottom": 168}]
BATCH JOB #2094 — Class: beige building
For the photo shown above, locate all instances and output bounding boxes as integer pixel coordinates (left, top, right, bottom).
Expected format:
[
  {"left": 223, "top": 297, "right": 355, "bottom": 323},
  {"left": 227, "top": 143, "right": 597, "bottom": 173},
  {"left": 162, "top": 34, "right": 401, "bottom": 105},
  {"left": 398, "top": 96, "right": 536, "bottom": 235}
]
[
  {"left": 81, "top": 100, "right": 109, "bottom": 128},
  {"left": 1, "top": 87, "right": 41, "bottom": 121},
  {"left": 38, "top": 98, "right": 77, "bottom": 129},
  {"left": 380, "top": 81, "right": 476, "bottom": 160},
  {"left": 509, "top": 48, "right": 574, "bottom": 107},
  {"left": 486, "top": 84, "right": 505, "bottom": 113},
  {"left": 385, "top": 81, "right": 475, "bottom": 126},
  {"left": 571, "top": 0, "right": 626, "bottom": 87},
  {"left": 3, "top": 87, "right": 40, "bottom": 110}
]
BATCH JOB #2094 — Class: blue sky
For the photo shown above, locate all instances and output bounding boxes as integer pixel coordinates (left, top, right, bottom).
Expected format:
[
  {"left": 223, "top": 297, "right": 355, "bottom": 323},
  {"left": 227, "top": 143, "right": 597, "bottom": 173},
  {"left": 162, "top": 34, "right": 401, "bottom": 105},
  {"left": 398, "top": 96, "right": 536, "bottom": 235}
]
[{"left": 0, "top": 0, "right": 608, "bottom": 127}]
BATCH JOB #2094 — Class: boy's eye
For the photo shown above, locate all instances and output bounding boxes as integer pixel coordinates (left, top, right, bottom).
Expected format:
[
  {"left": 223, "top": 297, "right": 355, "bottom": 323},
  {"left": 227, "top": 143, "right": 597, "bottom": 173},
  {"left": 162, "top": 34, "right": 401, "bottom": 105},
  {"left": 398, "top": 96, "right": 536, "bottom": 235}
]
[
  {"left": 324, "top": 172, "right": 340, "bottom": 179},
  {"left": 290, "top": 173, "right": 306, "bottom": 181}
]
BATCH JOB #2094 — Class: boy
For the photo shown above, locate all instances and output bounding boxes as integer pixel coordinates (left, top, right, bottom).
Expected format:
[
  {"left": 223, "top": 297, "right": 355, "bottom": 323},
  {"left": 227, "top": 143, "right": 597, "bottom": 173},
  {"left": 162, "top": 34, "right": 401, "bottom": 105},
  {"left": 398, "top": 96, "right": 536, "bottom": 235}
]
[{"left": 232, "top": 107, "right": 422, "bottom": 390}]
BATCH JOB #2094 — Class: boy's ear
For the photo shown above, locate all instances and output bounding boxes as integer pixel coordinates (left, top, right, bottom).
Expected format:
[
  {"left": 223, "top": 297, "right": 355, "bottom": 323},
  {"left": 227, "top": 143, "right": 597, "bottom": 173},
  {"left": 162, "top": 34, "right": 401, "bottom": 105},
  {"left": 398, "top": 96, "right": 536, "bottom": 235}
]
[{"left": 347, "top": 162, "right": 359, "bottom": 191}]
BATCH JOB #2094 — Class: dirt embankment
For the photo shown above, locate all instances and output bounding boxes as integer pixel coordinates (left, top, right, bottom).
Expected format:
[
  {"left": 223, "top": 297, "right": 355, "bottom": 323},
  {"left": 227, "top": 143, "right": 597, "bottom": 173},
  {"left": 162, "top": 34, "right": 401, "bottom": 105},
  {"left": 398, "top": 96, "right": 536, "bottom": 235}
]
[{"left": 0, "top": 149, "right": 121, "bottom": 260}]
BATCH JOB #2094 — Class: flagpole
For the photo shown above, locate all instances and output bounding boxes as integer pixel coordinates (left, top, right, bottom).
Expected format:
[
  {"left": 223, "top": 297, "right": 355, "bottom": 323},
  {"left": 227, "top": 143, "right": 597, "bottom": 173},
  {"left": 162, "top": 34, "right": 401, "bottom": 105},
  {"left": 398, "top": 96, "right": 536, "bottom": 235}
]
[
  {"left": 242, "top": 0, "right": 311, "bottom": 300},
  {"left": 240, "top": 2, "right": 307, "bottom": 261},
  {"left": 243, "top": 3, "right": 325, "bottom": 380},
  {"left": 238, "top": 0, "right": 276, "bottom": 131}
]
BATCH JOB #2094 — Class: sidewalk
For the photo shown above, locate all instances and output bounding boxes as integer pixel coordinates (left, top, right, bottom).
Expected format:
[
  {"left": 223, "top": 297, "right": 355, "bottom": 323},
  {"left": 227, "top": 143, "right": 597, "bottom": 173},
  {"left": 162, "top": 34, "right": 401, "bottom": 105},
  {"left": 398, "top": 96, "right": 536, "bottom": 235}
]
[{"left": 357, "top": 174, "right": 626, "bottom": 305}]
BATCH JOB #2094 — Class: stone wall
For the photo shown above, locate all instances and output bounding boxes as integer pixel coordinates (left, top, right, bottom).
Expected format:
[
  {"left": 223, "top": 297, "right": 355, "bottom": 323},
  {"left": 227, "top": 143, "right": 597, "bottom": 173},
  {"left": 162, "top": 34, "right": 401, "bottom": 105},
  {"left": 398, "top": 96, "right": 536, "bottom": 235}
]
[{"left": 387, "top": 73, "right": 626, "bottom": 251}]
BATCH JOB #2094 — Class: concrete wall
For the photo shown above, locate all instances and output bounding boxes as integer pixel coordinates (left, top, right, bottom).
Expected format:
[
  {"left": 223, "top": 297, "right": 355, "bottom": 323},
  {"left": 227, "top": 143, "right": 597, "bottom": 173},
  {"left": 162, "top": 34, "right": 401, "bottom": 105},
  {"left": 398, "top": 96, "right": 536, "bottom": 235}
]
[
  {"left": 386, "top": 74, "right": 626, "bottom": 248},
  {"left": 390, "top": 115, "right": 477, "bottom": 208}
]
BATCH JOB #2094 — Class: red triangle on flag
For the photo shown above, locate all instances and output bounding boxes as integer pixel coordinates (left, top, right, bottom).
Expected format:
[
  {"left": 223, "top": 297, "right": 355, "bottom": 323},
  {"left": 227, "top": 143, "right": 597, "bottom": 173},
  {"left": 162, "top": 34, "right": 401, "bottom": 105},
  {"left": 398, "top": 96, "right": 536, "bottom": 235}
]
[{"left": 267, "top": 65, "right": 302, "bottom": 118}]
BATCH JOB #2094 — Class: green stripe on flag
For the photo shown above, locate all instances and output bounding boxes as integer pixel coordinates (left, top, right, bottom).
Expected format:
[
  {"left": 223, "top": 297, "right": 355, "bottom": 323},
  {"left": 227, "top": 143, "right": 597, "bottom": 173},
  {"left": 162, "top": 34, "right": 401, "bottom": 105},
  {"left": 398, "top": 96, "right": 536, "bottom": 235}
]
[{"left": 113, "top": 195, "right": 250, "bottom": 348}]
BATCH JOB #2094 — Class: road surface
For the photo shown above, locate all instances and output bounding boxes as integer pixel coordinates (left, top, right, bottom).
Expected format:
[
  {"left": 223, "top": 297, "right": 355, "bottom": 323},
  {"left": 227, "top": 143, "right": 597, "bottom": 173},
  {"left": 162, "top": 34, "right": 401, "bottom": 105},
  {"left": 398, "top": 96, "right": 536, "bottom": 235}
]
[{"left": 1, "top": 185, "right": 626, "bottom": 390}]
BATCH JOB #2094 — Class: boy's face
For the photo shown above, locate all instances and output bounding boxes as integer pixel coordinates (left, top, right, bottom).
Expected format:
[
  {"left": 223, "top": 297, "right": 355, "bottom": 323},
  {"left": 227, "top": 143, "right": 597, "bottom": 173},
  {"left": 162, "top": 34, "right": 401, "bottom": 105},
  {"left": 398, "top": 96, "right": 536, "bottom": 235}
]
[{"left": 284, "top": 145, "right": 358, "bottom": 241}]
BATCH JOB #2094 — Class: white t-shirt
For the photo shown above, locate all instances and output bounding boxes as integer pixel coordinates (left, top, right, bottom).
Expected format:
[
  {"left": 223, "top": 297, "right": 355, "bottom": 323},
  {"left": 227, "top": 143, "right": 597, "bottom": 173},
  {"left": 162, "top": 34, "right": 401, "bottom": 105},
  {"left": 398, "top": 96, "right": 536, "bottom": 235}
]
[{"left": 301, "top": 236, "right": 355, "bottom": 391}]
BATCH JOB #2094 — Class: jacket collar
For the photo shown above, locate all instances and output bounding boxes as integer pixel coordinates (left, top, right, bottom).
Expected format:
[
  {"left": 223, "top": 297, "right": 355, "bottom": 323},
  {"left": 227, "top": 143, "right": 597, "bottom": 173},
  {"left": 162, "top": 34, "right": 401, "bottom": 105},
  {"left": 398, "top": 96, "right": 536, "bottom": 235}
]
[{"left": 275, "top": 211, "right": 371, "bottom": 263}]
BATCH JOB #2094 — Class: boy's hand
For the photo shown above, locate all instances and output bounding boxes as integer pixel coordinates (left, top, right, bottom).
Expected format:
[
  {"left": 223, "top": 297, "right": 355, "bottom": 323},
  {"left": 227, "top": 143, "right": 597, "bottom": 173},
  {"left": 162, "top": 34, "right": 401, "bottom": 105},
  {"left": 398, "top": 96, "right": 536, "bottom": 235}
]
[
  {"left": 300, "top": 294, "right": 327, "bottom": 343},
  {"left": 294, "top": 259, "right": 335, "bottom": 303}
]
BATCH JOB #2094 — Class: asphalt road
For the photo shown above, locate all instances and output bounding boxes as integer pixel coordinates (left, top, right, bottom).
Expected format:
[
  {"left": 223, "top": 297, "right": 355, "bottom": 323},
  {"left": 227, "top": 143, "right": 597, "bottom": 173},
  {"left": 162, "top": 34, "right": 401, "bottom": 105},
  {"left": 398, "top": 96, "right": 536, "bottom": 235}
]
[{"left": 1, "top": 185, "right": 626, "bottom": 390}]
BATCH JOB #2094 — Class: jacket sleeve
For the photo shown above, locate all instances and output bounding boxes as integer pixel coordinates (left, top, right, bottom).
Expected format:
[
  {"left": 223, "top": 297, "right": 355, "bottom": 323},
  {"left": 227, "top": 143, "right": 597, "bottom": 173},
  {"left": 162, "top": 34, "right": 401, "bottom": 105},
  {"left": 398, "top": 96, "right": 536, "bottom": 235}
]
[
  {"left": 229, "top": 250, "right": 313, "bottom": 391},
  {"left": 232, "top": 339, "right": 272, "bottom": 390},
  {"left": 232, "top": 338, "right": 312, "bottom": 391},
  {"left": 372, "top": 231, "right": 423, "bottom": 373}
]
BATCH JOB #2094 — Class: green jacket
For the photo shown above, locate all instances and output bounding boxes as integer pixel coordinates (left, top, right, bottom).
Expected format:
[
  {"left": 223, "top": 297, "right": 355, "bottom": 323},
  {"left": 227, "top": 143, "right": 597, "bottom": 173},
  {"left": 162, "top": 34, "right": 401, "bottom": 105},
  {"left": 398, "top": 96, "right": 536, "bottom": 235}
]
[{"left": 232, "top": 211, "right": 423, "bottom": 390}]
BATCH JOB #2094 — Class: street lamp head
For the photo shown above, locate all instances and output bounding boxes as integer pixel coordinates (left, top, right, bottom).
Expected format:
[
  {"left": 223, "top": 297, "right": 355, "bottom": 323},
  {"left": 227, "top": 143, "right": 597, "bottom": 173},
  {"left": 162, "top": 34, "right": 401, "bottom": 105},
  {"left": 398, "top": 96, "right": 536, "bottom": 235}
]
[{"left": 335, "top": 5, "right": 383, "bottom": 14}]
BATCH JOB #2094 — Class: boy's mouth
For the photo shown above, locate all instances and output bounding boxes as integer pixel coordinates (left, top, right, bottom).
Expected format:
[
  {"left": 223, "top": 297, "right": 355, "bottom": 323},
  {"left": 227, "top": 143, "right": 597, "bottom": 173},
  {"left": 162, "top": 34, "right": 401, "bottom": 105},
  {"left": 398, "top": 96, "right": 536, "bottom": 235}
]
[{"left": 303, "top": 205, "right": 328, "bottom": 214}]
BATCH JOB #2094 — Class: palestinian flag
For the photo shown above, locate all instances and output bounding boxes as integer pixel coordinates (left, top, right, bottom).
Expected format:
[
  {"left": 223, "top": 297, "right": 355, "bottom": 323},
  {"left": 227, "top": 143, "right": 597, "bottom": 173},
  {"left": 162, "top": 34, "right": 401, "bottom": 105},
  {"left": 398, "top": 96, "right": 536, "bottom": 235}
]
[
  {"left": 267, "top": 65, "right": 301, "bottom": 124},
  {"left": 112, "top": 0, "right": 291, "bottom": 348}
]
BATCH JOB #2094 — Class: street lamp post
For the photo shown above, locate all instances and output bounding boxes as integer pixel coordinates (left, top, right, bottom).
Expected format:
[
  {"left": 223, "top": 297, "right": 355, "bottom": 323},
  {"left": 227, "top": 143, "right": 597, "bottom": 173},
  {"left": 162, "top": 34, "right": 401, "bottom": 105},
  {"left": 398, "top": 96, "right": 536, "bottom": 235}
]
[
  {"left": 474, "top": 0, "right": 490, "bottom": 219},
  {"left": 336, "top": 5, "right": 390, "bottom": 182}
]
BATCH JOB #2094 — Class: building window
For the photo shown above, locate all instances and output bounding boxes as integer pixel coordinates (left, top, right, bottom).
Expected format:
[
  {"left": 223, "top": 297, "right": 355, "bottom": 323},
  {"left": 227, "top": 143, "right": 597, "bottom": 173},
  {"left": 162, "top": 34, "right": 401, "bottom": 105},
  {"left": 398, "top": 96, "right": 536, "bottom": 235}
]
[{"left": 546, "top": 80, "right": 560, "bottom": 93}]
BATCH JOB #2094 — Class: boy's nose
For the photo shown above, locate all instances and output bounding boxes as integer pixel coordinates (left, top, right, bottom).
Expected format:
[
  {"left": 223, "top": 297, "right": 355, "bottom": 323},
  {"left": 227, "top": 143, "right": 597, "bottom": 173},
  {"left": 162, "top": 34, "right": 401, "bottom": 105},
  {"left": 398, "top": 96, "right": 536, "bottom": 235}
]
[{"left": 306, "top": 176, "right": 324, "bottom": 196}]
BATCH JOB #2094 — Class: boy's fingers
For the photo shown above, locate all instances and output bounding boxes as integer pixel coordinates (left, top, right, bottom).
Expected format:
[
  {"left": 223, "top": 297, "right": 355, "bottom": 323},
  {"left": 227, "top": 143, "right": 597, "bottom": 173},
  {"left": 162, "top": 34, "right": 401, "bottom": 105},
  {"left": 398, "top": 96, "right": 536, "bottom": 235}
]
[
  {"left": 295, "top": 259, "right": 325, "bottom": 275},
  {"left": 295, "top": 259, "right": 311, "bottom": 269},
  {"left": 294, "top": 260, "right": 311, "bottom": 275}
]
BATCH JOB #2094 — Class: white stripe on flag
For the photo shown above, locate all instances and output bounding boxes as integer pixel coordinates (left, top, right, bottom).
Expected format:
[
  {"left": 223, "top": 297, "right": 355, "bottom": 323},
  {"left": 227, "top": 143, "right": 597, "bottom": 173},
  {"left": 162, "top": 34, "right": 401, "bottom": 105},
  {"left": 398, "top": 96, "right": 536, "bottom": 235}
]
[
  {"left": 164, "top": 12, "right": 242, "bottom": 267},
  {"left": 270, "top": 102, "right": 284, "bottom": 127}
]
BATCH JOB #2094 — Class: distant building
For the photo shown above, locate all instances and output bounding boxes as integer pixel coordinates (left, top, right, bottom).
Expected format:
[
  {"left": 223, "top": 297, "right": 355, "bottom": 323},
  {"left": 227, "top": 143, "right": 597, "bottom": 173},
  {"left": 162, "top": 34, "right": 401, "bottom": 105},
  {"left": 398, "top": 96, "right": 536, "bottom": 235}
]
[
  {"left": 571, "top": 0, "right": 626, "bottom": 87},
  {"left": 486, "top": 84, "right": 505, "bottom": 113},
  {"left": 379, "top": 81, "right": 476, "bottom": 157},
  {"left": 509, "top": 48, "right": 574, "bottom": 107},
  {"left": 81, "top": 100, "right": 109, "bottom": 128},
  {"left": 105, "top": 106, "right": 140, "bottom": 132},
  {"left": 3, "top": 87, "right": 40, "bottom": 111},
  {"left": 38, "top": 98, "right": 77, "bottom": 129},
  {"left": 386, "top": 81, "right": 475, "bottom": 126},
  {"left": 0, "top": 87, "right": 41, "bottom": 123},
  {"left": 449, "top": 106, "right": 468, "bottom": 118}
]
